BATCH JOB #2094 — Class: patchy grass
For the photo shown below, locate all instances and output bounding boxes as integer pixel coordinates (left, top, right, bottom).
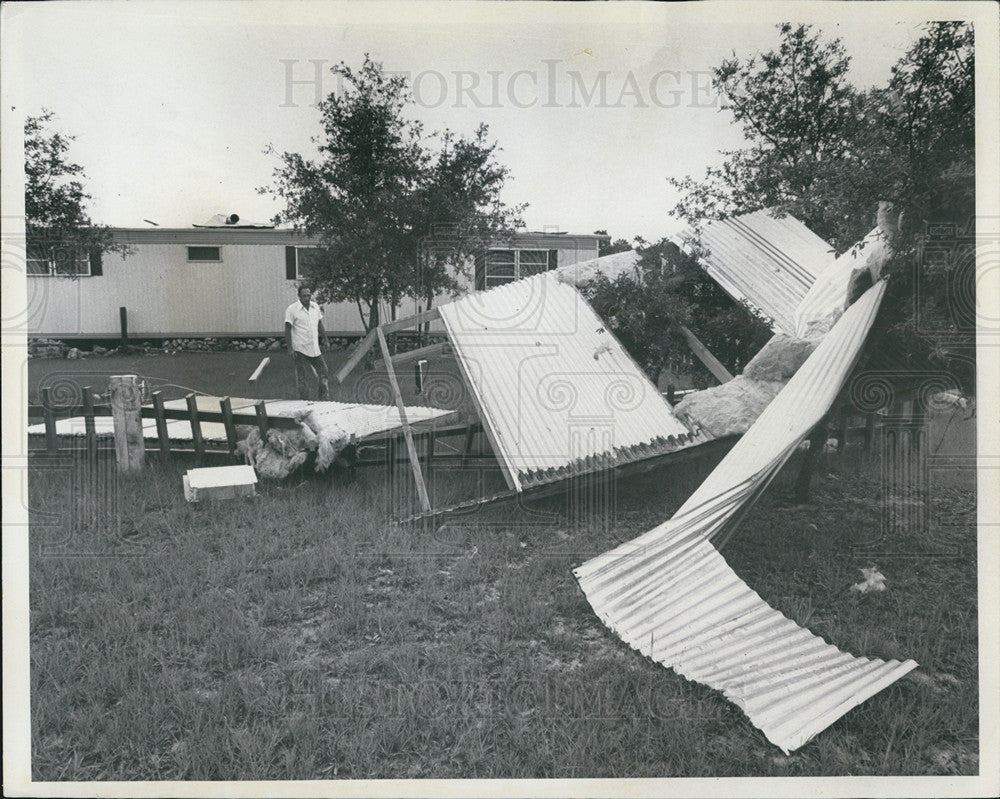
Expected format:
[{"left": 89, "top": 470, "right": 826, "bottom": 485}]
[{"left": 28, "top": 439, "right": 977, "bottom": 780}]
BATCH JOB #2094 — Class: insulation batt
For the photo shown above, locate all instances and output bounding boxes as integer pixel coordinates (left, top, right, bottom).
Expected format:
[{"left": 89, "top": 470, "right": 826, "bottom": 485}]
[
  {"left": 236, "top": 410, "right": 348, "bottom": 478},
  {"left": 675, "top": 334, "right": 818, "bottom": 437}
]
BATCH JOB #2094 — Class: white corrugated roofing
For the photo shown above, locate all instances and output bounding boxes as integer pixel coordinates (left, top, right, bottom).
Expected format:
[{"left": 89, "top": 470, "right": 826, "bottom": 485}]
[
  {"left": 687, "top": 210, "right": 835, "bottom": 335},
  {"left": 794, "top": 227, "right": 890, "bottom": 338},
  {"left": 575, "top": 282, "right": 918, "bottom": 752},
  {"left": 27, "top": 398, "right": 452, "bottom": 443},
  {"left": 438, "top": 273, "right": 706, "bottom": 491}
]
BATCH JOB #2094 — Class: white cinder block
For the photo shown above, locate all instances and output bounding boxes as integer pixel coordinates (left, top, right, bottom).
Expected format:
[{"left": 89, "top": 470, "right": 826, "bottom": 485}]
[{"left": 183, "top": 465, "right": 257, "bottom": 502}]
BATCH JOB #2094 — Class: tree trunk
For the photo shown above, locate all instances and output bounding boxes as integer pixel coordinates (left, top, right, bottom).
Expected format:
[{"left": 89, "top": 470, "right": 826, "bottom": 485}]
[
  {"left": 794, "top": 417, "right": 829, "bottom": 504},
  {"left": 355, "top": 298, "right": 368, "bottom": 332}
]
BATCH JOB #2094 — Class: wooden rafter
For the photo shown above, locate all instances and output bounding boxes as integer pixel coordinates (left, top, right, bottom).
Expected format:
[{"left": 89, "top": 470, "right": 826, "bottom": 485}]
[
  {"left": 677, "top": 323, "right": 734, "bottom": 384},
  {"left": 376, "top": 326, "right": 432, "bottom": 513},
  {"left": 336, "top": 308, "right": 442, "bottom": 383}
]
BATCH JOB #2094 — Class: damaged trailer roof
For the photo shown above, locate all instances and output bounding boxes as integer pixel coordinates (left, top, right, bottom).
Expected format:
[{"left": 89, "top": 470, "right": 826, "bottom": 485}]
[
  {"left": 685, "top": 209, "right": 835, "bottom": 336},
  {"left": 437, "top": 271, "right": 709, "bottom": 492},
  {"left": 575, "top": 280, "right": 918, "bottom": 753}
]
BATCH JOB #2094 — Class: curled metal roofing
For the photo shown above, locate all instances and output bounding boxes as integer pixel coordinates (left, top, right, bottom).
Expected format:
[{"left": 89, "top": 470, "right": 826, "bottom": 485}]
[
  {"left": 575, "top": 282, "right": 918, "bottom": 752},
  {"left": 687, "top": 210, "right": 835, "bottom": 335},
  {"left": 437, "top": 273, "right": 707, "bottom": 491},
  {"left": 794, "top": 228, "right": 891, "bottom": 338}
]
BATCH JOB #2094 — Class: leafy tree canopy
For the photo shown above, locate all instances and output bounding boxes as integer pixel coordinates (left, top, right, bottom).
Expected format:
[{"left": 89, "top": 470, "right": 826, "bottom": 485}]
[
  {"left": 593, "top": 230, "right": 634, "bottom": 257},
  {"left": 667, "top": 22, "right": 976, "bottom": 394},
  {"left": 262, "top": 55, "right": 525, "bottom": 330},
  {"left": 583, "top": 239, "right": 771, "bottom": 384},
  {"left": 25, "top": 110, "right": 127, "bottom": 271}
]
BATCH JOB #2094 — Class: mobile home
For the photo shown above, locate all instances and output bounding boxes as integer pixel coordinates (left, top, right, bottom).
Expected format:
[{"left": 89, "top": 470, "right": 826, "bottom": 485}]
[{"left": 27, "top": 220, "right": 606, "bottom": 340}]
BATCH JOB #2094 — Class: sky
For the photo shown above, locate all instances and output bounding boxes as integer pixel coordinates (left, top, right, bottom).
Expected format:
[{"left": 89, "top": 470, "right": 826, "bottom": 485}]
[{"left": 2, "top": 1, "right": 942, "bottom": 242}]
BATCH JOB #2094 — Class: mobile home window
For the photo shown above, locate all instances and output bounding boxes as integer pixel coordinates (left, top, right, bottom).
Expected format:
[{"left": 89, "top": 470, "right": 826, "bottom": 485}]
[
  {"left": 285, "top": 245, "right": 325, "bottom": 279},
  {"left": 187, "top": 246, "right": 221, "bottom": 262},
  {"left": 478, "top": 249, "right": 557, "bottom": 289},
  {"left": 296, "top": 247, "right": 323, "bottom": 279},
  {"left": 26, "top": 248, "right": 92, "bottom": 276}
]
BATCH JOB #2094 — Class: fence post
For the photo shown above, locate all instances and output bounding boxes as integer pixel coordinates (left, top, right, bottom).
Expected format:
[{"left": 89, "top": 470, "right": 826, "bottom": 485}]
[
  {"left": 119, "top": 307, "right": 129, "bottom": 348},
  {"left": 836, "top": 408, "right": 849, "bottom": 454},
  {"left": 83, "top": 386, "right": 97, "bottom": 464},
  {"left": 40, "top": 387, "right": 59, "bottom": 455},
  {"left": 864, "top": 413, "right": 878, "bottom": 454},
  {"left": 220, "top": 397, "right": 238, "bottom": 456},
  {"left": 186, "top": 393, "right": 205, "bottom": 461},
  {"left": 110, "top": 375, "right": 145, "bottom": 472},
  {"left": 152, "top": 391, "right": 171, "bottom": 465},
  {"left": 254, "top": 400, "right": 269, "bottom": 439}
]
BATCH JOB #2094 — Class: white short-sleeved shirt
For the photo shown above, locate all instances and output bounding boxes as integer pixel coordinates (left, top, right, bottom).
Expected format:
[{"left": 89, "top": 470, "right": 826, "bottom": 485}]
[{"left": 285, "top": 300, "right": 324, "bottom": 357}]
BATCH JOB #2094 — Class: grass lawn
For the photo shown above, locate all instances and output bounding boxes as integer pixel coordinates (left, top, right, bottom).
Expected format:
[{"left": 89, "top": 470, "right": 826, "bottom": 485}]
[{"left": 27, "top": 430, "right": 978, "bottom": 779}]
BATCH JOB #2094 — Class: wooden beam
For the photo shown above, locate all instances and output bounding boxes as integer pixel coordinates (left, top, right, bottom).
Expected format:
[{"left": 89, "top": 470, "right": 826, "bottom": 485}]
[
  {"left": 381, "top": 307, "right": 441, "bottom": 335},
  {"left": 336, "top": 308, "right": 442, "bottom": 383},
  {"left": 677, "top": 324, "right": 733, "bottom": 384},
  {"left": 376, "top": 326, "right": 432, "bottom": 513},
  {"left": 336, "top": 328, "right": 379, "bottom": 383},
  {"left": 375, "top": 340, "right": 450, "bottom": 369}
]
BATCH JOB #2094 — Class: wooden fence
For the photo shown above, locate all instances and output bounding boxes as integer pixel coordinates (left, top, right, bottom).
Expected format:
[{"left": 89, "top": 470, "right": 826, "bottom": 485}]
[{"left": 27, "top": 384, "right": 488, "bottom": 472}]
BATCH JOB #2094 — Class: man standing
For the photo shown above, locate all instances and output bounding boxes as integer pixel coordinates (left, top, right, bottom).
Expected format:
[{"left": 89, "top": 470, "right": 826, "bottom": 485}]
[{"left": 285, "top": 286, "right": 331, "bottom": 401}]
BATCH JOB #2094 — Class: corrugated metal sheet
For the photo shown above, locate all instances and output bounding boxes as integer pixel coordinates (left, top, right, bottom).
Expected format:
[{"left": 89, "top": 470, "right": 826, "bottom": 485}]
[
  {"left": 27, "top": 398, "right": 452, "bottom": 443},
  {"left": 794, "top": 228, "right": 890, "bottom": 337},
  {"left": 688, "top": 210, "right": 835, "bottom": 335},
  {"left": 438, "top": 273, "right": 707, "bottom": 491},
  {"left": 575, "top": 282, "right": 918, "bottom": 752}
]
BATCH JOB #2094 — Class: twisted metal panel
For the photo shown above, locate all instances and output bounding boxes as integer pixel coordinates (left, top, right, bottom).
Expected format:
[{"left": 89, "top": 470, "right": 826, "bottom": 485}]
[
  {"left": 438, "top": 273, "right": 706, "bottom": 491},
  {"left": 576, "top": 282, "right": 918, "bottom": 752}
]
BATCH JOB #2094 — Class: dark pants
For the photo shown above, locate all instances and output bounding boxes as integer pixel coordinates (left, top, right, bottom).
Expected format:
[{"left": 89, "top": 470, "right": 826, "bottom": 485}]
[{"left": 293, "top": 351, "right": 330, "bottom": 401}]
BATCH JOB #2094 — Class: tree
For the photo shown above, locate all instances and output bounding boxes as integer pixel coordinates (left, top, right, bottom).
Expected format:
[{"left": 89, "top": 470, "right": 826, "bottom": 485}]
[
  {"left": 412, "top": 125, "right": 526, "bottom": 317},
  {"left": 583, "top": 239, "right": 771, "bottom": 382},
  {"left": 593, "top": 230, "right": 634, "bottom": 257},
  {"left": 24, "top": 110, "right": 127, "bottom": 273},
  {"left": 667, "top": 22, "right": 976, "bottom": 394},
  {"left": 262, "top": 55, "right": 525, "bottom": 331}
]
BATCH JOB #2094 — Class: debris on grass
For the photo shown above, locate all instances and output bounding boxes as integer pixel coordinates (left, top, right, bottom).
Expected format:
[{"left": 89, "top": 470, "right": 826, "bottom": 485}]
[
  {"left": 236, "top": 409, "right": 349, "bottom": 479},
  {"left": 851, "top": 566, "right": 887, "bottom": 594}
]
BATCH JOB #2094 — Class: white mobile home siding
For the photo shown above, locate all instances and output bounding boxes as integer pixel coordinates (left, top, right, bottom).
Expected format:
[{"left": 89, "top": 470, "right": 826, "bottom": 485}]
[{"left": 26, "top": 229, "right": 603, "bottom": 339}]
